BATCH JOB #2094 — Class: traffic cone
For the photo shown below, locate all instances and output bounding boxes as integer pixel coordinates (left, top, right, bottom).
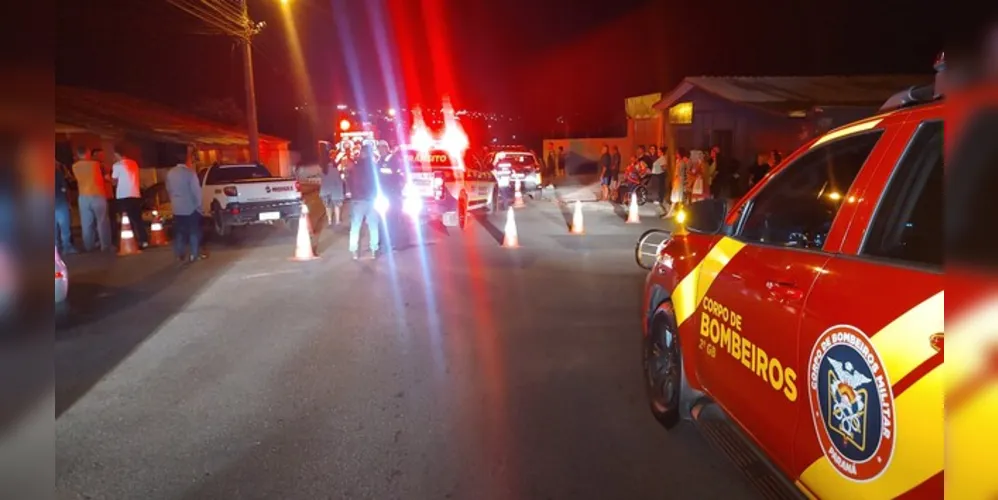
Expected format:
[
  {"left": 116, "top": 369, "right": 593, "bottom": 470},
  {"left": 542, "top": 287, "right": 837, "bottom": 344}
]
[
  {"left": 514, "top": 178, "right": 525, "bottom": 208},
  {"left": 291, "top": 202, "right": 318, "bottom": 261},
  {"left": 626, "top": 193, "right": 640, "bottom": 224},
  {"left": 149, "top": 210, "right": 168, "bottom": 247},
  {"left": 117, "top": 214, "right": 141, "bottom": 256},
  {"left": 570, "top": 199, "right": 584, "bottom": 234},
  {"left": 502, "top": 207, "right": 519, "bottom": 248}
]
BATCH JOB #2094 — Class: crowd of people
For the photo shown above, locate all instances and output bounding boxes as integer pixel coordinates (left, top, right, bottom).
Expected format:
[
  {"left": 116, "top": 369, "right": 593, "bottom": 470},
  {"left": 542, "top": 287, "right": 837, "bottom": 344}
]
[
  {"left": 56, "top": 146, "right": 210, "bottom": 264},
  {"left": 318, "top": 139, "right": 409, "bottom": 260},
  {"left": 592, "top": 143, "right": 784, "bottom": 218}
]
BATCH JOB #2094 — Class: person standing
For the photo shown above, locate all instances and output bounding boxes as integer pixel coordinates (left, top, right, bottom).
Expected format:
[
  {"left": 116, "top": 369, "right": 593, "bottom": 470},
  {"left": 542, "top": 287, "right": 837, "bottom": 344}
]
[
  {"left": 55, "top": 160, "right": 76, "bottom": 254},
  {"left": 545, "top": 143, "right": 557, "bottom": 180},
  {"left": 557, "top": 146, "right": 567, "bottom": 176},
  {"left": 348, "top": 144, "right": 381, "bottom": 260},
  {"left": 111, "top": 151, "right": 149, "bottom": 249},
  {"left": 609, "top": 145, "right": 622, "bottom": 202},
  {"left": 597, "top": 144, "right": 613, "bottom": 201},
  {"left": 165, "top": 156, "right": 205, "bottom": 263},
  {"left": 320, "top": 157, "right": 346, "bottom": 226},
  {"left": 667, "top": 148, "right": 690, "bottom": 216},
  {"left": 71, "top": 146, "right": 113, "bottom": 252},
  {"left": 377, "top": 140, "right": 408, "bottom": 252},
  {"left": 651, "top": 146, "right": 669, "bottom": 206}
]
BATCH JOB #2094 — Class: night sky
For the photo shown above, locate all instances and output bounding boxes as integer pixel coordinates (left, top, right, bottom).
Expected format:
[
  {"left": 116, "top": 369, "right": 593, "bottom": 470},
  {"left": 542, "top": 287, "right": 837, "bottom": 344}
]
[{"left": 57, "top": 0, "right": 943, "bottom": 142}]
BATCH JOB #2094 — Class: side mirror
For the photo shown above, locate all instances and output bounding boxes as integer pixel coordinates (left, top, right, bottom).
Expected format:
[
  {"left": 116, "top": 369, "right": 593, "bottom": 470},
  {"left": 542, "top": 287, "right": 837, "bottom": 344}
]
[{"left": 683, "top": 199, "right": 729, "bottom": 234}]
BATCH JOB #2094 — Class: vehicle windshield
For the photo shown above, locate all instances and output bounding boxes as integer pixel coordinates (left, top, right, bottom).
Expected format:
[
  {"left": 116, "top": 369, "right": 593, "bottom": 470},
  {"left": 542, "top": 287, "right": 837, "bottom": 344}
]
[{"left": 206, "top": 165, "right": 273, "bottom": 183}]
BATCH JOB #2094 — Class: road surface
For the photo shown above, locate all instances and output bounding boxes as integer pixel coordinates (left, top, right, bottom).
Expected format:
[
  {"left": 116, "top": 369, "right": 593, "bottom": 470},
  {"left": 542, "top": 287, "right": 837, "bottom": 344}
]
[{"left": 55, "top": 192, "right": 757, "bottom": 500}]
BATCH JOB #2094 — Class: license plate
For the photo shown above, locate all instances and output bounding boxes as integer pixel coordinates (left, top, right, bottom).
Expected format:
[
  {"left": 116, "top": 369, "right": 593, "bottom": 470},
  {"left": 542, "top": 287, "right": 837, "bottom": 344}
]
[{"left": 259, "top": 211, "right": 281, "bottom": 221}]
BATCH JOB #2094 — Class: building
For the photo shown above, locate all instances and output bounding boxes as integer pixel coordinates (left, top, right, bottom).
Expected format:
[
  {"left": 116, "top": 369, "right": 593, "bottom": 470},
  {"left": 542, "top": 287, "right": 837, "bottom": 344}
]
[
  {"left": 56, "top": 86, "right": 292, "bottom": 185},
  {"left": 629, "top": 75, "right": 932, "bottom": 165}
]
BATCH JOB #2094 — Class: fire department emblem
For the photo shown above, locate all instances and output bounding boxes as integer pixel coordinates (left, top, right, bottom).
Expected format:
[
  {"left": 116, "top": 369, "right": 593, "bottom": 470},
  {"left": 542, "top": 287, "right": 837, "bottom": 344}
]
[{"left": 807, "top": 325, "right": 895, "bottom": 482}]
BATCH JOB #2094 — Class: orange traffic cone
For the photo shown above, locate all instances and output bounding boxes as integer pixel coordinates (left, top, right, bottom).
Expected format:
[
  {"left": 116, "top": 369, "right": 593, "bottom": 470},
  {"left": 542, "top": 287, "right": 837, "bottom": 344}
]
[
  {"left": 149, "top": 210, "right": 168, "bottom": 246},
  {"left": 502, "top": 207, "right": 519, "bottom": 248},
  {"left": 570, "top": 200, "right": 584, "bottom": 234},
  {"left": 291, "top": 202, "right": 318, "bottom": 261},
  {"left": 626, "top": 192, "right": 640, "bottom": 224},
  {"left": 514, "top": 178, "right": 525, "bottom": 208},
  {"left": 117, "top": 214, "right": 141, "bottom": 256}
]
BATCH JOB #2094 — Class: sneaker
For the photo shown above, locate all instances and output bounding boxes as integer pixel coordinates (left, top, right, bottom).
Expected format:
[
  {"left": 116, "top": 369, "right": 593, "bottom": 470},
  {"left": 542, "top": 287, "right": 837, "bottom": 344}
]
[{"left": 140, "top": 242, "right": 149, "bottom": 249}]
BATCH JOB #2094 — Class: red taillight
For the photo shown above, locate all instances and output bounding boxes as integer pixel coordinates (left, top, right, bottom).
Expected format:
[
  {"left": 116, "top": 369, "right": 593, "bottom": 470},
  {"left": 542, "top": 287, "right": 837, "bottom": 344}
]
[
  {"left": 55, "top": 271, "right": 64, "bottom": 279},
  {"left": 223, "top": 186, "right": 238, "bottom": 197},
  {"left": 231, "top": 207, "right": 240, "bottom": 215},
  {"left": 294, "top": 181, "right": 301, "bottom": 192}
]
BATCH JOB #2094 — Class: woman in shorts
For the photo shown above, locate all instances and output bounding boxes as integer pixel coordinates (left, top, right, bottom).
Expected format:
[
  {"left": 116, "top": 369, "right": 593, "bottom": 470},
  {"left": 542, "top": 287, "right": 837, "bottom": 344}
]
[{"left": 320, "top": 161, "right": 346, "bottom": 226}]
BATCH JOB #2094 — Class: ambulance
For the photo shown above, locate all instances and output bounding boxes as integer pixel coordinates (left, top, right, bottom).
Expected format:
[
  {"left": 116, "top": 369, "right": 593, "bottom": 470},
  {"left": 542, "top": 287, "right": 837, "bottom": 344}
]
[
  {"left": 399, "top": 124, "right": 499, "bottom": 229},
  {"left": 635, "top": 75, "right": 943, "bottom": 498}
]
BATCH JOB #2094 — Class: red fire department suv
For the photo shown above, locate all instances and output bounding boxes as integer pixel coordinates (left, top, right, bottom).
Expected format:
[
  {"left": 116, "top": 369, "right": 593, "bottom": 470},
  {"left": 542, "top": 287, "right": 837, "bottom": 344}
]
[{"left": 638, "top": 86, "right": 942, "bottom": 499}]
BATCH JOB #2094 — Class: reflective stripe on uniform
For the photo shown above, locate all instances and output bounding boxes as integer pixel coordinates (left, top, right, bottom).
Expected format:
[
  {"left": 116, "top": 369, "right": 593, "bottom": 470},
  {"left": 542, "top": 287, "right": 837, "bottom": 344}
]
[
  {"left": 672, "top": 236, "right": 747, "bottom": 326},
  {"left": 800, "top": 292, "right": 944, "bottom": 498}
]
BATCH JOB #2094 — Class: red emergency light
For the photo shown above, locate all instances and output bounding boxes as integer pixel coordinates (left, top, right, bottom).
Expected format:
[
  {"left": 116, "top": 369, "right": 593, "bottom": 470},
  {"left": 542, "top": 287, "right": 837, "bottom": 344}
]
[{"left": 339, "top": 119, "right": 351, "bottom": 132}]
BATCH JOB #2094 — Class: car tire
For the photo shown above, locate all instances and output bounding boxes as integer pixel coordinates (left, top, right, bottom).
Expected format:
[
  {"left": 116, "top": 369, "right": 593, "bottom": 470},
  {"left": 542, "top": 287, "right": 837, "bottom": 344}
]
[
  {"left": 643, "top": 301, "right": 683, "bottom": 429},
  {"left": 636, "top": 186, "right": 649, "bottom": 206},
  {"left": 212, "top": 206, "right": 231, "bottom": 238}
]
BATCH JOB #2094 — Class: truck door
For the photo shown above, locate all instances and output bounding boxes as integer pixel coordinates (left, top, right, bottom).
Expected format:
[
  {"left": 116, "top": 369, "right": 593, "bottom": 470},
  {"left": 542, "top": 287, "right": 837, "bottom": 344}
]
[
  {"left": 696, "top": 128, "right": 887, "bottom": 473},
  {"left": 795, "top": 120, "right": 943, "bottom": 499}
]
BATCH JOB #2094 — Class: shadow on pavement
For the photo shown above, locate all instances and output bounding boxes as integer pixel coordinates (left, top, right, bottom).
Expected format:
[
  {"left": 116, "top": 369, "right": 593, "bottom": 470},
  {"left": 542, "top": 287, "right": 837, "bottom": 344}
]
[
  {"left": 54, "top": 243, "right": 256, "bottom": 418},
  {"left": 472, "top": 213, "right": 504, "bottom": 246}
]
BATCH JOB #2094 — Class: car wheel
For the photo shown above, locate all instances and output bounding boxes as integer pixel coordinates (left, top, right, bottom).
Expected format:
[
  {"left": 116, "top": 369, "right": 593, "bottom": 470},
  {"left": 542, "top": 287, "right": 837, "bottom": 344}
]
[
  {"left": 643, "top": 302, "right": 682, "bottom": 428},
  {"left": 636, "top": 186, "right": 649, "bottom": 206},
  {"left": 212, "top": 206, "right": 231, "bottom": 238},
  {"left": 458, "top": 192, "right": 469, "bottom": 230}
]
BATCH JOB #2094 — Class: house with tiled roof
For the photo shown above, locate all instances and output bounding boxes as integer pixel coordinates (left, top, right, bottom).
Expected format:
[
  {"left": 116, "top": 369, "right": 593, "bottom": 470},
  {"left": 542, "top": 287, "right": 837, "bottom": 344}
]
[{"left": 55, "top": 86, "right": 292, "bottom": 183}]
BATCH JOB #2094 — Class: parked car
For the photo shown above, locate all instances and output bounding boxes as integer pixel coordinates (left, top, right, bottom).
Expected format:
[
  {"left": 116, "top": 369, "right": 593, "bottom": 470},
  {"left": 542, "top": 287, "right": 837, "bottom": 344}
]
[
  {"left": 55, "top": 247, "right": 68, "bottom": 304},
  {"left": 198, "top": 164, "right": 303, "bottom": 237}
]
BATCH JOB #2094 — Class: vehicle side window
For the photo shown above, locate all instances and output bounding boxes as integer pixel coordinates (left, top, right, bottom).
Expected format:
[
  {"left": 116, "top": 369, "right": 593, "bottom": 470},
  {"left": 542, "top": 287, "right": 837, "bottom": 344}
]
[
  {"left": 737, "top": 131, "right": 883, "bottom": 250},
  {"left": 197, "top": 168, "right": 208, "bottom": 185},
  {"left": 862, "top": 121, "right": 942, "bottom": 268}
]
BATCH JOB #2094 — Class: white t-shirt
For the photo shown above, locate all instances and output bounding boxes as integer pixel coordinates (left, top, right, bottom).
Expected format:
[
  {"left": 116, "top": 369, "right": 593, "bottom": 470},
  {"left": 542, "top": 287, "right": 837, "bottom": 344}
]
[{"left": 112, "top": 158, "right": 142, "bottom": 199}]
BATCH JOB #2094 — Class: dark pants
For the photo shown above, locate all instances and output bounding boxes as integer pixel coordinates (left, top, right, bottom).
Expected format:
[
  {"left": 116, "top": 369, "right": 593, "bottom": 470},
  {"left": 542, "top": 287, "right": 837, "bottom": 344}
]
[
  {"left": 651, "top": 173, "right": 667, "bottom": 203},
  {"left": 55, "top": 202, "right": 74, "bottom": 252},
  {"left": 114, "top": 197, "right": 148, "bottom": 244},
  {"left": 173, "top": 212, "right": 202, "bottom": 259}
]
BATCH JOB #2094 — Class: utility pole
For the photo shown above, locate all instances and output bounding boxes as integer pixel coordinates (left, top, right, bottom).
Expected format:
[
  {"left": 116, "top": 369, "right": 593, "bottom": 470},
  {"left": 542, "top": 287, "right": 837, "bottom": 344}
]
[{"left": 239, "top": 0, "right": 261, "bottom": 164}]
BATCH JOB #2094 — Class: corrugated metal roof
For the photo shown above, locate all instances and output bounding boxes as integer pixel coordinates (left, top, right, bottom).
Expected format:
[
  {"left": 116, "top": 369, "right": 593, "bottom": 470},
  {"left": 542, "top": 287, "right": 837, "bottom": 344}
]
[
  {"left": 654, "top": 75, "right": 933, "bottom": 114},
  {"left": 56, "top": 86, "right": 288, "bottom": 146}
]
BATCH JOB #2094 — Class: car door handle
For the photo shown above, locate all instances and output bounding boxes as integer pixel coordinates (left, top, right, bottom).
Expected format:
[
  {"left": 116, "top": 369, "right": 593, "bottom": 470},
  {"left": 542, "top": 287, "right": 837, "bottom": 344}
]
[{"left": 765, "top": 280, "right": 804, "bottom": 301}]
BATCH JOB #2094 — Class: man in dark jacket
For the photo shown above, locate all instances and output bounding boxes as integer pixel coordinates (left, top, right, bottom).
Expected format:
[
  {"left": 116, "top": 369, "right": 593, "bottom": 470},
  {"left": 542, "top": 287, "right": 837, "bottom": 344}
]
[
  {"left": 348, "top": 144, "right": 381, "bottom": 260},
  {"left": 709, "top": 145, "right": 740, "bottom": 200},
  {"left": 377, "top": 141, "right": 409, "bottom": 252}
]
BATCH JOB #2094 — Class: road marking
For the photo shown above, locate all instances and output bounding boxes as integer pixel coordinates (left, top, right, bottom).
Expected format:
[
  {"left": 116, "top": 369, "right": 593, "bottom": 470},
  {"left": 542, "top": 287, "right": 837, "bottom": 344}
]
[{"left": 240, "top": 269, "right": 301, "bottom": 280}]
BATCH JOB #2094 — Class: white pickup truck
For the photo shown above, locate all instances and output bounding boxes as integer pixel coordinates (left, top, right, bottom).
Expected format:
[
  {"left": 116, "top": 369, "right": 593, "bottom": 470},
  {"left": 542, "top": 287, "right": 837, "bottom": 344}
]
[{"left": 198, "top": 164, "right": 303, "bottom": 237}]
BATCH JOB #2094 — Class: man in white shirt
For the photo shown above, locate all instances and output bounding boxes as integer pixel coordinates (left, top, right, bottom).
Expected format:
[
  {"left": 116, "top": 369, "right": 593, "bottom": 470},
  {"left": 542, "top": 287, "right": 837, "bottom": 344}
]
[{"left": 111, "top": 150, "right": 149, "bottom": 248}]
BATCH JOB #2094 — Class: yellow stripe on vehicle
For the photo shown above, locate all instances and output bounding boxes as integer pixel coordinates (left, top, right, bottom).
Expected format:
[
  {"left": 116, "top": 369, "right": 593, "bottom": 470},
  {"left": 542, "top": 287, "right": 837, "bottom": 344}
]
[
  {"left": 948, "top": 382, "right": 998, "bottom": 500},
  {"left": 672, "top": 237, "right": 746, "bottom": 326},
  {"left": 870, "top": 291, "right": 944, "bottom": 383}
]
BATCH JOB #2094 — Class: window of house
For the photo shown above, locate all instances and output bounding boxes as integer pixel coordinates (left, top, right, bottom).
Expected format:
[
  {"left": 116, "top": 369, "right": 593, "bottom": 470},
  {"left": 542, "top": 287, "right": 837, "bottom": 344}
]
[
  {"left": 862, "top": 121, "right": 942, "bottom": 268},
  {"left": 669, "top": 102, "right": 693, "bottom": 125},
  {"left": 736, "top": 131, "right": 883, "bottom": 250}
]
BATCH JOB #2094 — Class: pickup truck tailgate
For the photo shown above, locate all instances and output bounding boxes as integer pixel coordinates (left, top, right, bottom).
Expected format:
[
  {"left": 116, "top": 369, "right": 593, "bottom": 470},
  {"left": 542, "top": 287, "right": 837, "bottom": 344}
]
[{"left": 232, "top": 178, "right": 300, "bottom": 203}]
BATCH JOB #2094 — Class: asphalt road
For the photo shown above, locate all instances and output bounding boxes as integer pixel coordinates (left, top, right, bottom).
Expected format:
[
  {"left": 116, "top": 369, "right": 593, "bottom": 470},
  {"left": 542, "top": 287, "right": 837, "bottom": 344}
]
[{"left": 55, "top": 189, "right": 758, "bottom": 500}]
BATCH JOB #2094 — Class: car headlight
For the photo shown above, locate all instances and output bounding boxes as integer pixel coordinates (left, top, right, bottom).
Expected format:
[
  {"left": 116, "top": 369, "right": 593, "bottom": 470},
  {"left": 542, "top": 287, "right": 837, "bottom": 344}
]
[
  {"left": 374, "top": 194, "right": 390, "bottom": 215},
  {"left": 402, "top": 196, "right": 422, "bottom": 217}
]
